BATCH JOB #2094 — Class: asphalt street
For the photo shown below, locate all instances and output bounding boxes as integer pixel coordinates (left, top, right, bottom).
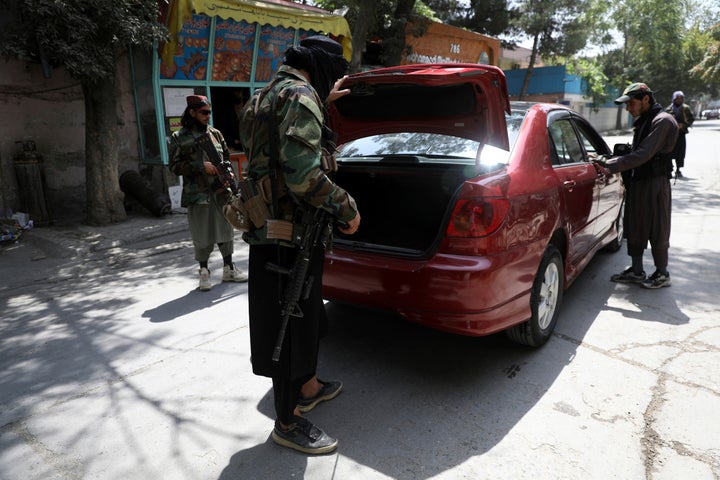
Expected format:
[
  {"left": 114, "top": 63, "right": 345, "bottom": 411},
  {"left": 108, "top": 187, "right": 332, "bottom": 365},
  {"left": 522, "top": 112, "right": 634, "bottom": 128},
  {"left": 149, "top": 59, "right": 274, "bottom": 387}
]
[{"left": 1, "top": 121, "right": 719, "bottom": 480}]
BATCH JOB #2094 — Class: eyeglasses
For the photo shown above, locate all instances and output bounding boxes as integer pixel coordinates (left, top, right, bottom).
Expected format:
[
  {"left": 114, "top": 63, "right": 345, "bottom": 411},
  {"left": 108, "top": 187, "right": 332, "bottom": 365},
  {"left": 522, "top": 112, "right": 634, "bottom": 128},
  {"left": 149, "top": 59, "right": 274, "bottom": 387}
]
[{"left": 198, "top": 110, "right": 212, "bottom": 115}]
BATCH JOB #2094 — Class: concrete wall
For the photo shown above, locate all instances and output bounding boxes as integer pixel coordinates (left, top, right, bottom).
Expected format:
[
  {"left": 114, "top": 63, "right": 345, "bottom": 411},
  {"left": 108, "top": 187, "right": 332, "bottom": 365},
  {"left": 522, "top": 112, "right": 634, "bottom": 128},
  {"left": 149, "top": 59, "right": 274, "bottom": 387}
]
[
  {"left": 577, "top": 104, "right": 631, "bottom": 133},
  {"left": 0, "top": 54, "right": 143, "bottom": 222}
]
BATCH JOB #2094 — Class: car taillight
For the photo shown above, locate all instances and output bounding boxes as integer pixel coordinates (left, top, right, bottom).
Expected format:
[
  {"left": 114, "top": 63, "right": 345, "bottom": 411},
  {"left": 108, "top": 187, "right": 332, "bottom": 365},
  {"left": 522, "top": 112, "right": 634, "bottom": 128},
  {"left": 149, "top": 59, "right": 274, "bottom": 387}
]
[{"left": 446, "top": 197, "right": 509, "bottom": 238}]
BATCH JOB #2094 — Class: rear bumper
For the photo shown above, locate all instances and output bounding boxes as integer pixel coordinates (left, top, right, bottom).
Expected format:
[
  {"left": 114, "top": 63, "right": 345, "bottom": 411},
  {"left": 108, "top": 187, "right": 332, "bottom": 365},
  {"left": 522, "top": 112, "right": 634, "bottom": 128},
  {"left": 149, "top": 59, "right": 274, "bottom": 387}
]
[{"left": 322, "top": 247, "right": 540, "bottom": 336}]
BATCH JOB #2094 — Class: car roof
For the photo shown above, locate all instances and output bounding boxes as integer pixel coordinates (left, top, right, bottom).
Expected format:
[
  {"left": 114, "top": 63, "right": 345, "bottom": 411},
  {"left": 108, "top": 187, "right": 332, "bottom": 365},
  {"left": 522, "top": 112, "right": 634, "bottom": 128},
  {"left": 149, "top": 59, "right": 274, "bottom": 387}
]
[{"left": 328, "top": 63, "right": 511, "bottom": 150}]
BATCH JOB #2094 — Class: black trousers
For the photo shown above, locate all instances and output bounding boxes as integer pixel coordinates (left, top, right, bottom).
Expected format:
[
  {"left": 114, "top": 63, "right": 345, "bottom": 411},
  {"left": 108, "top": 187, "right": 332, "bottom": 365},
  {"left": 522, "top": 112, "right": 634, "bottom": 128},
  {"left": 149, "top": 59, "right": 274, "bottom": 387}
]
[
  {"left": 671, "top": 132, "right": 687, "bottom": 169},
  {"left": 624, "top": 176, "right": 671, "bottom": 270},
  {"left": 273, "top": 373, "right": 314, "bottom": 424},
  {"left": 248, "top": 243, "right": 328, "bottom": 423}
]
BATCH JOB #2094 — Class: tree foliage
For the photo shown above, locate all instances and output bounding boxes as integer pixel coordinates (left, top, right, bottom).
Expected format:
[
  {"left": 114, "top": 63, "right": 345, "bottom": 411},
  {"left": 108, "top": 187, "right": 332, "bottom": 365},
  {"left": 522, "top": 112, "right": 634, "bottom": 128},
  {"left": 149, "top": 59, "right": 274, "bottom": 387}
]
[
  {"left": 2, "top": 0, "right": 165, "bottom": 83},
  {"left": 425, "top": 0, "right": 513, "bottom": 36},
  {"left": 591, "top": 0, "right": 720, "bottom": 107},
  {"left": 505, "top": 0, "right": 591, "bottom": 98},
  {"left": 315, "top": 0, "right": 428, "bottom": 70}
]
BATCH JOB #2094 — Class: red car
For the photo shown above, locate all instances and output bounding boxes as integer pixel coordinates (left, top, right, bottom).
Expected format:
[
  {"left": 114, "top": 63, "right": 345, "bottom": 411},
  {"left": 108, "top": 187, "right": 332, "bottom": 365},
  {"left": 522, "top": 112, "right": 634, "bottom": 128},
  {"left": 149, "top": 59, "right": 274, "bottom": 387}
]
[{"left": 324, "top": 64, "right": 624, "bottom": 346}]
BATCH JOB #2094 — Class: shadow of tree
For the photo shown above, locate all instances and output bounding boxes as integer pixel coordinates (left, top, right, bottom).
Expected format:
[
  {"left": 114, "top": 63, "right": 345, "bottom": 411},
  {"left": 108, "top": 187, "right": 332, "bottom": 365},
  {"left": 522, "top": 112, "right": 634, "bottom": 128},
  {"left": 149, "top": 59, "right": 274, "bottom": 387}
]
[{"left": 218, "top": 148, "right": 719, "bottom": 479}]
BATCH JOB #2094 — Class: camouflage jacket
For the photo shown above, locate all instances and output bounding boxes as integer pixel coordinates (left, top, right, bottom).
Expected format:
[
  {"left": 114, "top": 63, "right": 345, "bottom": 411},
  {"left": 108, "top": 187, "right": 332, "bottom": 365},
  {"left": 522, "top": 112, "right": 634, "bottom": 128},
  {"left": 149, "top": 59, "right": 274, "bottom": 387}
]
[
  {"left": 238, "top": 65, "right": 358, "bottom": 245},
  {"left": 168, "top": 124, "right": 231, "bottom": 207}
]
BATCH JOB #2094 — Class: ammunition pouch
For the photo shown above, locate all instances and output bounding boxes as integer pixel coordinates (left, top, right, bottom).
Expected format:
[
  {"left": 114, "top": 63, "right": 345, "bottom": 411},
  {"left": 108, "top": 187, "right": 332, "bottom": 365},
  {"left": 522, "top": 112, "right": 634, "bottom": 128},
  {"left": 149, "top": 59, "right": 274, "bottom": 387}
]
[
  {"left": 223, "top": 196, "right": 251, "bottom": 232},
  {"left": 244, "top": 193, "right": 272, "bottom": 228},
  {"left": 223, "top": 176, "right": 271, "bottom": 231},
  {"left": 239, "top": 177, "right": 271, "bottom": 228}
]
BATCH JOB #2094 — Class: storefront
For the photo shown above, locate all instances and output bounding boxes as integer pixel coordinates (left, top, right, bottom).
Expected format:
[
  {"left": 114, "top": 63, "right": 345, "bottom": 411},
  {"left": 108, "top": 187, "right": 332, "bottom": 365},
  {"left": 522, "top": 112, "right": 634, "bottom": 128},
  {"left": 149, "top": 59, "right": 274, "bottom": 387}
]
[{"left": 132, "top": 0, "right": 351, "bottom": 167}]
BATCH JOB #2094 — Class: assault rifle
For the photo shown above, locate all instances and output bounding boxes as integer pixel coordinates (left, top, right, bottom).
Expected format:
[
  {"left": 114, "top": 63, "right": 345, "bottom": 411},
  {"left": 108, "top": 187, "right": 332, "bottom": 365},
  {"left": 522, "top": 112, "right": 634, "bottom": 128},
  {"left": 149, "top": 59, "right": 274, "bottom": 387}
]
[
  {"left": 265, "top": 206, "right": 331, "bottom": 362},
  {"left": 196, "top": 132, "right": 238, "bottom": 195}
]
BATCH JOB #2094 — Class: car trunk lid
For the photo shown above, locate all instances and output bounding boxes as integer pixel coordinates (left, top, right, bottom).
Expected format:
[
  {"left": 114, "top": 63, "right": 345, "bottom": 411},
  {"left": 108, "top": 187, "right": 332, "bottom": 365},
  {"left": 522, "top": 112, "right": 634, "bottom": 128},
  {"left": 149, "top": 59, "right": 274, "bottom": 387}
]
[{"left": 328, "top": 63, "right": 511, "bottom": 151}]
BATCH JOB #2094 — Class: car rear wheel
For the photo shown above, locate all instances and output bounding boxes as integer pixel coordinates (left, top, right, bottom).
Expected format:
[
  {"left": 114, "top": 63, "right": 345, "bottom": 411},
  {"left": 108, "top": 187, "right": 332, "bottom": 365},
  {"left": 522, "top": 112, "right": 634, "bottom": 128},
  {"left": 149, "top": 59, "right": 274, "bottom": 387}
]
[{"left": 506, "top": 245, "right": 564, "bottom": 347}]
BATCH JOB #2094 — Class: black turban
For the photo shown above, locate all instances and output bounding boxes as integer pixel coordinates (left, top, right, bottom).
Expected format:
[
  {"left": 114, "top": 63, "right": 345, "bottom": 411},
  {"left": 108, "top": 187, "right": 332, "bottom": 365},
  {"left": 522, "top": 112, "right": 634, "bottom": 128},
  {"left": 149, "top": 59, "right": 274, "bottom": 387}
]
[{"left": 284, "top": 35, "right": 349, "bottom": 101}]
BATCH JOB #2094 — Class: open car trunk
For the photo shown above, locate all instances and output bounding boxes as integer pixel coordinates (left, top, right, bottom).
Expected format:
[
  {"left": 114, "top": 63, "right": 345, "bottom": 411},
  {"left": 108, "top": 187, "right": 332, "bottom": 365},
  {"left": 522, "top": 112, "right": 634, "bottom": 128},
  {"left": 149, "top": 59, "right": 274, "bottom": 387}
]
[
  {"left": 332, "top": 160, "right": 502, "bottom": 256},
  {"left": 327, "top": 64, "right": 512, "bottom": 257}
]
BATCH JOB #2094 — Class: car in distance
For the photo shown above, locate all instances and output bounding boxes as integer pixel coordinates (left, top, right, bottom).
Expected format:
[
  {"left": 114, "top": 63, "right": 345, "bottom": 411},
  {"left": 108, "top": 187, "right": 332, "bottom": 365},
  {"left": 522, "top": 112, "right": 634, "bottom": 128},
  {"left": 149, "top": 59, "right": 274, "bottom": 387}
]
[{"left": 324, "top": 64, "right": 624, "bottom": 347}]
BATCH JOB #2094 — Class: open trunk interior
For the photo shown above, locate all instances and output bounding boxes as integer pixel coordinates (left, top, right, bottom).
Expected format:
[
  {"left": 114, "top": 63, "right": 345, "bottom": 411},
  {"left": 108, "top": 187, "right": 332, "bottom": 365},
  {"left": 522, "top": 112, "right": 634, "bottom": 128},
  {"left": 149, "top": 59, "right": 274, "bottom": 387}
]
[{"left": 332, "top": 161, "right": 484, "bottom": 256}]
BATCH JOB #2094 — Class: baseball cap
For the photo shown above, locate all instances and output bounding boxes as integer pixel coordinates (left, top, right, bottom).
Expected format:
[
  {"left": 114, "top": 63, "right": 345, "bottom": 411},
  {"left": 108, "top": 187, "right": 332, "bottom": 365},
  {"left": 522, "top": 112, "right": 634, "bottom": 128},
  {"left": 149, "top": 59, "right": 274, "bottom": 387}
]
[{"left": 614, "top": 83, "right": 653, "bottom": 104}]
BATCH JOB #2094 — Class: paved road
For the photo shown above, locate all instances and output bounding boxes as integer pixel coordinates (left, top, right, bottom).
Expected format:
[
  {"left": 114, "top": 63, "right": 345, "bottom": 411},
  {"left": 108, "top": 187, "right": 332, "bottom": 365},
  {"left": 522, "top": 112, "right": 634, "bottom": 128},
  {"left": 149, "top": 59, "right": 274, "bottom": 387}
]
[{"left": 1, "top": 122, "right": 719, "bottom": 479}]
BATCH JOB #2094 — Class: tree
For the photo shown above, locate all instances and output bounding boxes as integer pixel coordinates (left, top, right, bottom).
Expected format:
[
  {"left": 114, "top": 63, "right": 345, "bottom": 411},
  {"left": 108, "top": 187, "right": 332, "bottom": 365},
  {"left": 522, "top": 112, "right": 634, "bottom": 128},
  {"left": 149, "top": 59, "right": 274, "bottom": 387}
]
[
  {"left": 316, "top": 0, "right": 442, "bottom": 70},
  {"left": 0, "top": 0, "right": 166, "bottom": 225},
  {"left": 690, "top": 24, "right": 720, "bottom": 85},
  {"left": 508, "top": 0, "right": 591, "bottom": 99},
  {"left": 590, "top": 0, "right": 720, "bottom": 128},
  {"left": 426, "top": 0, "right": 513, "bottom": 37}
]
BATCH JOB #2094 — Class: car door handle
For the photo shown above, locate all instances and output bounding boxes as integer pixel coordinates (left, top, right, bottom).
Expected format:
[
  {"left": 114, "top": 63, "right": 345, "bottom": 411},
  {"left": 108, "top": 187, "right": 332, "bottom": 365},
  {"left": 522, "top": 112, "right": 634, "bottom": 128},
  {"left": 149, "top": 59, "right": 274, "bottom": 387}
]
[{"left": 563, "top": 180, "right": 577, "bottom": 190}]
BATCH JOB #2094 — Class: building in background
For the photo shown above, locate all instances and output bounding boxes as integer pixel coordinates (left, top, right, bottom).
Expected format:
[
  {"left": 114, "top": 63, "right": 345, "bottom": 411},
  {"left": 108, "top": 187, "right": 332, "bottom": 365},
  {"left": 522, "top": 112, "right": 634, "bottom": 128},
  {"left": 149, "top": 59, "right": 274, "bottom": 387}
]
[
  {"left": 498, "top": 45, "right": 544, "bottom": 70},
  {"left": 401, "top": 20, "right": 499, "bottom": 66},
  {"left": 504, "top": 65, "right": 629, "bottom": 132}
]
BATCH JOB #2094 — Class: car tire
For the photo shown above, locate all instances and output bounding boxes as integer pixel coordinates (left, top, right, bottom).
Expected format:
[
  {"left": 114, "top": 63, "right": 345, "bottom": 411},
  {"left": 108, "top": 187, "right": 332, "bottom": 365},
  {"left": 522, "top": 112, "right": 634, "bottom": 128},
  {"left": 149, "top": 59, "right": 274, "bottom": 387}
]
[
  {"left": 506, "top": 245, "right": 564, "bottom": 347},
  {"left": 602, "top": 197, "right": 624, "bottom": 253}
]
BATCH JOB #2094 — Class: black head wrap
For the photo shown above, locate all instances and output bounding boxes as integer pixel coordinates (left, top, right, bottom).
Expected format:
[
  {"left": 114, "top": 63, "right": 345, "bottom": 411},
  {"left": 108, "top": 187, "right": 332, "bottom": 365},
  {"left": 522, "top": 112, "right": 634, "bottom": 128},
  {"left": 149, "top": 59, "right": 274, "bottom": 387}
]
[{"left": 284, "top": 35, "right": 349, "bottom": 101}]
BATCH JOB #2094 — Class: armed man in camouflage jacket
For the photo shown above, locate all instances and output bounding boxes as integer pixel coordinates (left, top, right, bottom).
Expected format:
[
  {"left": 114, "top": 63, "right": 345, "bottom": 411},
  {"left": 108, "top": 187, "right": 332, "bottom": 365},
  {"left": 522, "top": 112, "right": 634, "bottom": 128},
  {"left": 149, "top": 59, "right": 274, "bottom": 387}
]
[
  {"left": 239, "top": 35, "right": 360, "bottom": 455},
  {"left": 168, "top": 95, "right": 248, "bottom": 291}
]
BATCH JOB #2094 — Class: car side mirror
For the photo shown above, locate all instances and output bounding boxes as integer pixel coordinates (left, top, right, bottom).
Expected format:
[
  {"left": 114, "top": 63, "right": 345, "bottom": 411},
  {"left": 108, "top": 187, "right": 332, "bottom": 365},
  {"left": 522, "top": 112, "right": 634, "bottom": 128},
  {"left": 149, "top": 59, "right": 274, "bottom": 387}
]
[{"left": 613, "top": 143, "right": 630, "bottom": 156}]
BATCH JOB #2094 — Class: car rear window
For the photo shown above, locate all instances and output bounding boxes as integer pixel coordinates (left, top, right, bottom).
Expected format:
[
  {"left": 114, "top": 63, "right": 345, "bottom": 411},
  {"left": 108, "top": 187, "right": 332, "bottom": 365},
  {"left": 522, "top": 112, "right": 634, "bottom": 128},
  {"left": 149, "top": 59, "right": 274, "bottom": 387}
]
[{"left": 336, "top": 132, "right": 481, "bottom": 164}]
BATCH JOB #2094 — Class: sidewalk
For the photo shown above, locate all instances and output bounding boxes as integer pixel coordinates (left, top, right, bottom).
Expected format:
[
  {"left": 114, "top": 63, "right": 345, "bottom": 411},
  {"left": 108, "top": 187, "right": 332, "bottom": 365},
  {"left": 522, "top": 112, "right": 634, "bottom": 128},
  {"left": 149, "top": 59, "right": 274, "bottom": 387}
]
[{"left": 0, "top": 208, "right": 191, "bottom": 295}]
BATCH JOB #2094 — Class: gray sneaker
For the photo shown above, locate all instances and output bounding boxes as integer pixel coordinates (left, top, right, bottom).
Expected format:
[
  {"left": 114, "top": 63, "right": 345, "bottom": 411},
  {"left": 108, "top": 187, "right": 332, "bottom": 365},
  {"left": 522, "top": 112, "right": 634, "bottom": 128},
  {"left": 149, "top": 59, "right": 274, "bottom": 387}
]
[
  {"left": 271, "top": 416, "right": 338, "bottom": 454},
  {"left": 611, "top": 267, "right": 646, "bottom": 284},
  {"left": 641, "top": 271, "right": 671, "bottom": 289}
]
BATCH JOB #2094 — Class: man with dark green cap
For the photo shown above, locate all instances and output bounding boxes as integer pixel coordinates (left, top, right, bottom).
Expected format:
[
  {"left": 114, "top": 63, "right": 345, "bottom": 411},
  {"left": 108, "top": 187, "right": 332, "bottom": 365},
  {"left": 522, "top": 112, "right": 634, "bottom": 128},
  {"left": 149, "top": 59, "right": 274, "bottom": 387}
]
[{"left": 598, "top": 82, "right": 678, "bottom": 289}]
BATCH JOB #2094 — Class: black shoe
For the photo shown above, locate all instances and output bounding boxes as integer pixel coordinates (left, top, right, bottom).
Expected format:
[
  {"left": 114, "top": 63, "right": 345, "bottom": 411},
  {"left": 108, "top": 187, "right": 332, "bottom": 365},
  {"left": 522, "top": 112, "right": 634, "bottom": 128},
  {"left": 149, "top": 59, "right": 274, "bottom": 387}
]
[
  {"left": 676, "top": 169, "right": 683, "bottom": 178},
  {"left": 298, "top": 380, "right": 343, "bottom": 413},
  {"left": 611, "top": 267, "right": 646, "bottom": 284},
  {"left": 641, "top": 270, "right": 671, "bottom": 289},
  {"left": 271, "top": 416, "right": 338, "bottom": 454}
]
